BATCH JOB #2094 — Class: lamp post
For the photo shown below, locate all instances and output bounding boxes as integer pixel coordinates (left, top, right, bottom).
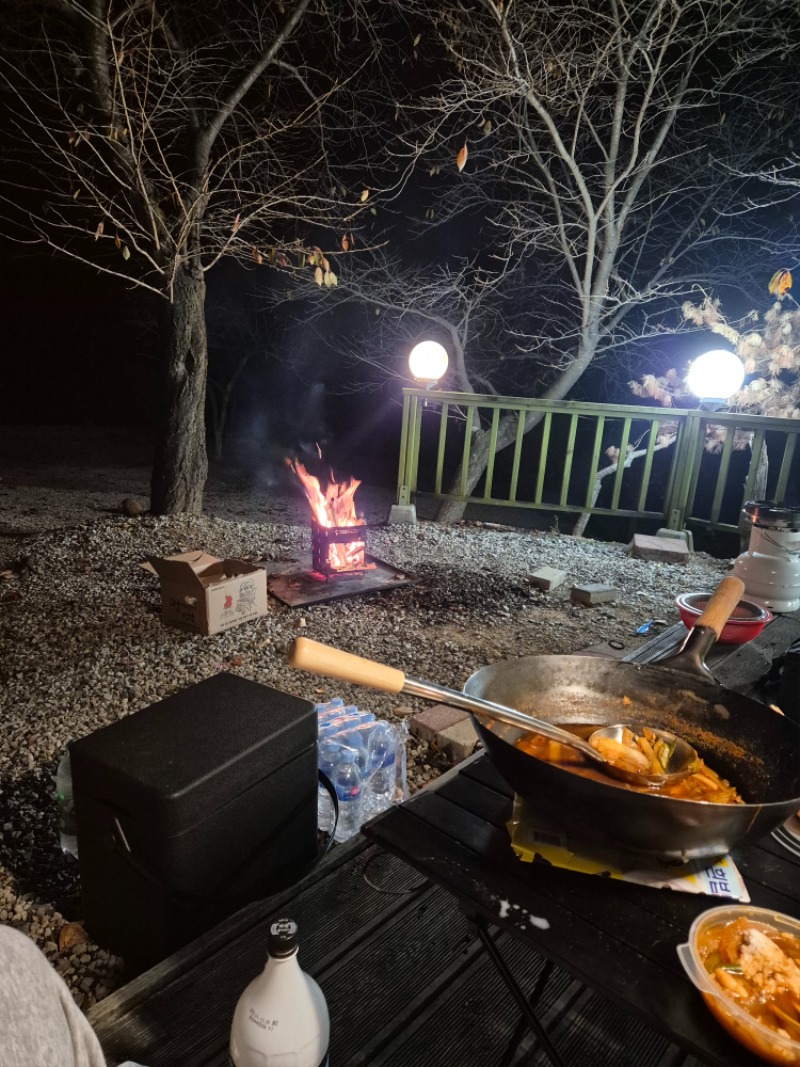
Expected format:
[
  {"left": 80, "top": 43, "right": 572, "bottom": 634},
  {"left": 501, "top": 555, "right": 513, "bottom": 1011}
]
[
  {"left": 685, "top": 349, "right": 745, "bottom": 409},
  {"left": 661, "top": 349, "right": 746, "bottom": 543},
  {"left": 389, "top": 342, "right": 449, "bottom": 527}
]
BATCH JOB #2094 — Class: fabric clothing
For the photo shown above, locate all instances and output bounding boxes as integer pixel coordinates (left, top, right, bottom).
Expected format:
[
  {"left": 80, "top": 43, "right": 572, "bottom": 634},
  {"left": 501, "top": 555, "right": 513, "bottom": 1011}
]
[{"left": 0, "top": 924, "right": 107, "bottom": 1067}]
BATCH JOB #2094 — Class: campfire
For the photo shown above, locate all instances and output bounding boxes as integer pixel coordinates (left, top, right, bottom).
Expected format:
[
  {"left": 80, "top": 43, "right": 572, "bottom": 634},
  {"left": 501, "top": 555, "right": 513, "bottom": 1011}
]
[{"left": 290, "top": 460, "right": 376, "bottom": 578}]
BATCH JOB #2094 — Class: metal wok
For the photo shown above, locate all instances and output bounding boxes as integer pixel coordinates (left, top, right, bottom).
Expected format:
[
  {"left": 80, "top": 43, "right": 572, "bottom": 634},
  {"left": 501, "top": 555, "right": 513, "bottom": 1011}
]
[{"left": 464, "top": 641, "right": 800, "bottom": 864}]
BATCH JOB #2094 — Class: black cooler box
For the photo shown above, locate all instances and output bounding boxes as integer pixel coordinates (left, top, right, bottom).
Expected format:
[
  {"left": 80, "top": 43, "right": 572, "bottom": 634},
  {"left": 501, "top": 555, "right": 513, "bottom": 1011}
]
[{"left": 71, "top": 673, "right": 318, "bottom": 970}]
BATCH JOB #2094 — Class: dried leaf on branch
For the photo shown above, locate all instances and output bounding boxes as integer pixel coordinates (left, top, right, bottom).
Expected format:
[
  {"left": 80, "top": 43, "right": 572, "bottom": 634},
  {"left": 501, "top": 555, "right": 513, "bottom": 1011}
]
[
  {"left": 768, "top": 269, "right": 792, "bottom": 296},
  {"left": 628, "top": 374, "right": 675, "bottom": 406}
]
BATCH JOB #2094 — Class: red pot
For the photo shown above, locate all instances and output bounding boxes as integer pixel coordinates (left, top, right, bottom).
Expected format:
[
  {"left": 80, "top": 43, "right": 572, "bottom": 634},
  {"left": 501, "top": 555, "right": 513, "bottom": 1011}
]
[{"left": 675, "top": 592, "right": 772, "bottom": 644}]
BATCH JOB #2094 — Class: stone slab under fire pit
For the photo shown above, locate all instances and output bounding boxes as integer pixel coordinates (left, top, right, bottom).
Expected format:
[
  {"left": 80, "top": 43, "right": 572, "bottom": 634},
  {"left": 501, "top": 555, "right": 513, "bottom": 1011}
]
[{"left": 267, "top": 552, "right": 414, "bottom": 607}]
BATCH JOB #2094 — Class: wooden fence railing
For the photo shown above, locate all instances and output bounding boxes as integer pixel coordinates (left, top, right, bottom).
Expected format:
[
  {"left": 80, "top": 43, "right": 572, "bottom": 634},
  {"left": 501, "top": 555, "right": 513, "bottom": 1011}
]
[{"left": 396, "top": 389, "right": 800, "bottom": 532}]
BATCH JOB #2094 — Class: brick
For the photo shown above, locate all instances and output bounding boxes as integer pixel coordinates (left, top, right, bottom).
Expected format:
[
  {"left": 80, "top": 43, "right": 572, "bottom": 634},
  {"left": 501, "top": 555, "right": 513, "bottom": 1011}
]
[
  {"left": 628, "top": 533, "right": 690, "bottom": 563},
  {"left": 529, "top": 566, "right": 567, "bottom": 591},
  {"left": 570, "top": 583, "right": 620, "bottom": 606},
  {"left": 437, "top": 717, "right": 479, "bottom": 764},
  {"left": 655, "top": 527, "right": 694, "bottom": 552},
  {"left": 387, "top": 504, "right": 417, "bottom": 525},
  {"left": 408, "top": 703, "right": 468, "bottom": 744}
]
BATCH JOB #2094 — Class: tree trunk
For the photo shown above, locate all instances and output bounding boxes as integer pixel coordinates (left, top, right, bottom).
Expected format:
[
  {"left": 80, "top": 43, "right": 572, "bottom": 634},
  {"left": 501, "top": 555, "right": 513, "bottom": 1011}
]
[
  {"left": 435, "top": 414, "right": 525, "bottom": 523},
  {"left": 150, "top": 264, "right": 209, "bottom": 515},
  {"left": 434, "top": 336, "right": 599, "bottom": 523},
  {"left": 738, "top": 442, "right": 769, "bottom": 553},
  {"left": 435, "top": 427, "right": 493, "bottom": 523},
  {"left": 572, "top": 434, "right": 678, "bottom": 538}
]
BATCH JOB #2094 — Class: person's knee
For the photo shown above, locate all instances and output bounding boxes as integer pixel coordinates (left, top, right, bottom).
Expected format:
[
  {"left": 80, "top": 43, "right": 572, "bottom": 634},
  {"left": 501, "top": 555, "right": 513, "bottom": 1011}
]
[{"left": 0, "top": 925, "right": 107, "bottom": 1067}]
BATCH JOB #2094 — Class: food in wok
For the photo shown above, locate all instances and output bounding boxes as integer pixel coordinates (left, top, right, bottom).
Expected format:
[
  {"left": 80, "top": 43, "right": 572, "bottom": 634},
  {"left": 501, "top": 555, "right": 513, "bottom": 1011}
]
[{"left": 516, "top": 722, "right": 744, "bottom": 803}]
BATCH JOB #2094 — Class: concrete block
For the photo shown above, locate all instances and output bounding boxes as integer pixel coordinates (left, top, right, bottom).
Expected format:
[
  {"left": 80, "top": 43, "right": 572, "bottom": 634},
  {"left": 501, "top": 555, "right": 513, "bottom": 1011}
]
[
  {"left": 570, "top": 583, "right": 620, "bottom": 607},
  {"left": 408, "top": 703, "right": 468, "bottom": 745},
  {"left": 529, "top": 566, "right": 567, "bottom": 591},
  {"left": 388, "top": 504, "right": 417, "bottom": 525},
  {"left": 437, "top": 717, "right": 479, "bottom": 763},
  {"left": 656, "top": 527, "right": 695, "bottom": 552},
  {"left": 629, "top": 533, "right": 690, "bottom": 563}
]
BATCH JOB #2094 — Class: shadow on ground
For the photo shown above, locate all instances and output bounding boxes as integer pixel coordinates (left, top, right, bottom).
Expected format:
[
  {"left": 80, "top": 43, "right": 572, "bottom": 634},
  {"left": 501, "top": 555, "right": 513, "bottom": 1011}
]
[{"left": 0, "top": 768, "right": 82, "bottom": 918}]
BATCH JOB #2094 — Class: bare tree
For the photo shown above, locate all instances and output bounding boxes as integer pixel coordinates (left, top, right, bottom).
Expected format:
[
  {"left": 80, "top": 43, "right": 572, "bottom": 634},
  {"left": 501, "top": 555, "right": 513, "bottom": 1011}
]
[
  {"left": 347, "top": 0, "right": 800, "bottom": 521},
  {"left": 0, "top": 0, "right": 369, "bottom": 513}
]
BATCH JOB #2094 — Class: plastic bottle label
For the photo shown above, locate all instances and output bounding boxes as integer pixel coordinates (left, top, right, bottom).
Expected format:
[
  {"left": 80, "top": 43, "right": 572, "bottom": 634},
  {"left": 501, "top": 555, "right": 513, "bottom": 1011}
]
[{"left": 229, "top": 1055, "right": 328, "bottom": 1067}]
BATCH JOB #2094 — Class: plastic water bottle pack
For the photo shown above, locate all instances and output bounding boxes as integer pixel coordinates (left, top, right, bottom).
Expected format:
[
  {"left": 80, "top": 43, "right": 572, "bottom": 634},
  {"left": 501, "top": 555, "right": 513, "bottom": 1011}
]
[
  {"left": 314, "top": 698, "right": 408, "bottom": 842},
  {"left": 54, "top": 745, "right": 78, "bottom": 859}
]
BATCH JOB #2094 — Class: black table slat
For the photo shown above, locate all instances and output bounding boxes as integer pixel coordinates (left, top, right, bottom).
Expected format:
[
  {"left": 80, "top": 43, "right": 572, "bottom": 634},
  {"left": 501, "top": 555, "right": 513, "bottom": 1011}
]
[
  {"left": 365, "top": 801, "right": 758, "bottom": 1067},
  {"left": 436, "top": 770, "right": 516, "bottom": 829},
  {"left": 373, "top": 614, "right": 800, "bottom": 1065},
  {"left": 401, "top": 791, "right": 718, "bottom": 962}
]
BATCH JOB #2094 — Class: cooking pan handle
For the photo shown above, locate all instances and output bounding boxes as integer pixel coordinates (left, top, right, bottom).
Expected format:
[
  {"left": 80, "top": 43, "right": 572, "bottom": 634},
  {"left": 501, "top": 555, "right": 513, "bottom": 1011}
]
[
  {"left": 288, "top": 637, "right": 604, "bottom": 745},
  {"left": 691, "top": 575, "right": 746, "bottom": 638},
  {"left": 289, "top": 637, "right": 406, "bottom": 692},
  {"left": 658, "top": 575, "right": 745, "bottom": 684}
]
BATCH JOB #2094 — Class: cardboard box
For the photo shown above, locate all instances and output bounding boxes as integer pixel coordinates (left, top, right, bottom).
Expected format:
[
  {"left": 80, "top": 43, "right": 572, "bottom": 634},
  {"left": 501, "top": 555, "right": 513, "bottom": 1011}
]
[{"left": 143, "top": 551, "right": 268, "bottom": 635}]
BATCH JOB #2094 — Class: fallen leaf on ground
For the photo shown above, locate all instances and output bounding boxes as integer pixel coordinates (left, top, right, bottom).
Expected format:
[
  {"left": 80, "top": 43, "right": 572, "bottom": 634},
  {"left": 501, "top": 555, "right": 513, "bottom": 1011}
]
[{"left": 58, "top": 922, "right": 87, "bottom": 954}]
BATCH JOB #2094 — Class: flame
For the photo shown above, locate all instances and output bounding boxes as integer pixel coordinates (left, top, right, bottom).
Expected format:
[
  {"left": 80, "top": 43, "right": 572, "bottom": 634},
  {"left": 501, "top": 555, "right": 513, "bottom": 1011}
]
[{"left": 290, "top": 460, "right": 371, "bottom": 572}]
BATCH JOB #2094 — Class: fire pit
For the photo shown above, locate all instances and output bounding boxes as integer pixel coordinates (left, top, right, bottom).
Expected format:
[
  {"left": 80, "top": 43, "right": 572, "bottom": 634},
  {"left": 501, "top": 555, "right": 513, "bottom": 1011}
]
[
  {"left": 310, "top": 519, "right": 374, "bottom": 578},
  {"left": 267, "top": 459, "right": 413, "bottom": 607}
]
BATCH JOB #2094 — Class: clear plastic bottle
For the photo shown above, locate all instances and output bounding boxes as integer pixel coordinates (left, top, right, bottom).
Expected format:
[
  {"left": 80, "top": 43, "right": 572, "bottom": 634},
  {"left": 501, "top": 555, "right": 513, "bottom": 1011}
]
[
  {"left": 317, "top": 738, "right": 340, "bottom": 834},
  {"left": 229, "top": 917, "right": 329, "bottom": 1067},
  {"left": 331, "top": 728, "right": 370, "bottom": 778},
  {"left": 55, "top": 747, "right": 78, "bottom": 859},
  {"left": 333, "top": 746, "right": 363, "bottom": 843},
  {"left": 366, "top": 722, "right": 396, "bottom": 815},
  {"left": 314, "top": 697, "right": 344, "bottom": 720}
]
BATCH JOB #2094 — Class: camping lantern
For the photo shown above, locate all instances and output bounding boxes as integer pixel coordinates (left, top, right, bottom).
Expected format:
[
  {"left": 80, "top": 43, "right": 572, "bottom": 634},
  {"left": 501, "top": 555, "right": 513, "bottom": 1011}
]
[{"left": 733, "top": 502, "right": 800, "bottom": 614}]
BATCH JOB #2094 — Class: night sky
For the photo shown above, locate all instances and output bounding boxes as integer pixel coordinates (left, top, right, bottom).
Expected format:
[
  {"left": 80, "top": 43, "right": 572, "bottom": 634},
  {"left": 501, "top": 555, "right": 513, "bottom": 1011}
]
[{"left": 1, "top": 241, "right": 156, "bottom": 427}]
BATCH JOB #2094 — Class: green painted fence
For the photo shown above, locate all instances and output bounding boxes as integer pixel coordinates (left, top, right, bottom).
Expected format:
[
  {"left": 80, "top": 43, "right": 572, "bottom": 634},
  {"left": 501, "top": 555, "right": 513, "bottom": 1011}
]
[{"left": 396, "top": 389, "right": 800, "bottom": 533}]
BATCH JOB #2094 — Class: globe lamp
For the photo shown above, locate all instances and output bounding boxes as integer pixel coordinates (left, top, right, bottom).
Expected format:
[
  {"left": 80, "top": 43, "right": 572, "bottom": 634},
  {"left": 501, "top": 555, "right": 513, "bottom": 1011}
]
[
  {"left": 686, "top": 349, "right": 745, "bottom": 408},
  {"left": 408, "top": 341, "right": 448, "bottom": 387}
]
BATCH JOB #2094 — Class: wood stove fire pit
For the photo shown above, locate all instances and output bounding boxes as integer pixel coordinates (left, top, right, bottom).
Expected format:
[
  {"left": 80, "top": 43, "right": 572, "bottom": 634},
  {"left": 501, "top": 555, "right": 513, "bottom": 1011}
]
[
  {"left": 268, "top": 525, "right": 412, "bottom": 607},
  {"left": 310, "top": 519, "right": 374, "bottom": 578},
  {"left": 267, "top": 461, "right": 414, "bottom": 606}
]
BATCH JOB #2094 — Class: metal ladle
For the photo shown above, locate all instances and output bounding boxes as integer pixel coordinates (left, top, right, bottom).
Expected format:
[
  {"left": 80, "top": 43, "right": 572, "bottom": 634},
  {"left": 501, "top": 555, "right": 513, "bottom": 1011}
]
[{"left": 287, "top": 638, "right": 699, "bottom": 788}]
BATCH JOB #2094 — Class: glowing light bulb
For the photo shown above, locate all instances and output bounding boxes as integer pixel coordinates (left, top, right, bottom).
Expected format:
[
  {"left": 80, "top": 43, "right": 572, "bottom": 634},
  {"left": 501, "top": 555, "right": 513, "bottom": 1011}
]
[
  {"left": 686, "top": 350, "right": 745, "bottom": 404},
  {"left": 409, "top": 341, "right": 448, "bottom": 386}
]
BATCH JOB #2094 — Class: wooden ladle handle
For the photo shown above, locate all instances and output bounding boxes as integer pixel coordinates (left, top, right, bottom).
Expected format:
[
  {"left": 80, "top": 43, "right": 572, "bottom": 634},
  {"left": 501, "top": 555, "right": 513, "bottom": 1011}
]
[
  {"left": 694, "top": 575, "right": 745, "bottom": 638},
  {"left": 288, "top": 637, "right": 406, "bottom": 693}
]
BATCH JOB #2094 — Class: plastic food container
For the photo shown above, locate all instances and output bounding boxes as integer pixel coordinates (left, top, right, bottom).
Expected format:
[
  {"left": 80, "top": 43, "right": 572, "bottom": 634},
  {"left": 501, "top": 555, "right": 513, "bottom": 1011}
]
[
  {"left": 675, "top": 592, "right": 772, "bottom": 644},
  {"left": 677, "top": 905, "right": 800, "bottom": 1066}
]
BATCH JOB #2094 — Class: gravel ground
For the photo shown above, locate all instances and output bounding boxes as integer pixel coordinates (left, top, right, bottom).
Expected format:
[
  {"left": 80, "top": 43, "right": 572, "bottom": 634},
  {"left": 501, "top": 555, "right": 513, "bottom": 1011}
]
[{"left": 0, "top": 432, "right": 732, "bottom": 1010}]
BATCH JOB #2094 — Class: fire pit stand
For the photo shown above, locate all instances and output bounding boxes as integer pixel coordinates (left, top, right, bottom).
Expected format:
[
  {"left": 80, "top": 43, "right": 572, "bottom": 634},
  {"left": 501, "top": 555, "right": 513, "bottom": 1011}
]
[
  {"left": 267, "top": 553, "right": 413, "bottom": 608},
  {"left": 310, "top": 520, "right": 371, "bottom": 577}
]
